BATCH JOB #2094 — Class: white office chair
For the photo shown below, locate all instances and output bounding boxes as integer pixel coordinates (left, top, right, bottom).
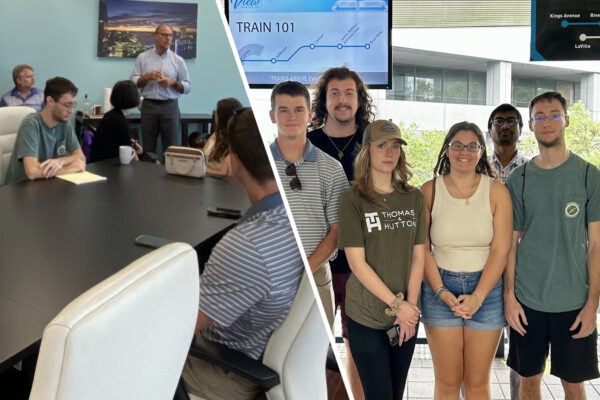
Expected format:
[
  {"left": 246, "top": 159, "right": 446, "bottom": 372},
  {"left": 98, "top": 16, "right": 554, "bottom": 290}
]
[
  {"left": 0, "top": 106, "right": 36, "bottom": 185},
  {"left": 189, "top": 272, "right": 329, "bottom": 400},
  {"left": 29, "top": 243, "right": 200, "bottom": 400}
]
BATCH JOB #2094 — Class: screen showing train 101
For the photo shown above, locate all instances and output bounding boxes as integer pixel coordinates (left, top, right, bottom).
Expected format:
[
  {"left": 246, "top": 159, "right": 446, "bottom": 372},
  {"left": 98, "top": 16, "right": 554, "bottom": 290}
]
[{"left": 225, "top": 0, "right": 392, "bottom": 88}]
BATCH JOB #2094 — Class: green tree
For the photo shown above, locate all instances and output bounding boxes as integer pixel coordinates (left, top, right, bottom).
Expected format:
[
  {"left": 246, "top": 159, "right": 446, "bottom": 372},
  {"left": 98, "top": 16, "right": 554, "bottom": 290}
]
[{"left": 401, "top": 122, "right": 446, "bottom": 187}]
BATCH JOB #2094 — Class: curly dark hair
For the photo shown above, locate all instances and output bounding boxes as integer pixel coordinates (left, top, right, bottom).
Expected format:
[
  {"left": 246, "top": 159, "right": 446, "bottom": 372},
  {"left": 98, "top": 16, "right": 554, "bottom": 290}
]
[
  {"left": 433, "top": 121, "right": 495, "bottom": 177},
  {"left": 309, "top": 66, "right": 375, "bottom": 133}
]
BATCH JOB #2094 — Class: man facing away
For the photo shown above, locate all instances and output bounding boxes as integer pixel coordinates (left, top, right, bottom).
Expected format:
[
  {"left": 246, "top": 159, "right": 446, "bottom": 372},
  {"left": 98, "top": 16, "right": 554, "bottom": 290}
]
[
  {"left": 504, "top": 91, "right": 600, "bottom": 400},
  {"left": 307, "top": 66, "right": 374, "bottom": 400},
  {"left": 5, "top": 77, "right": 85, "bottom": 185},
  {"left": 1, "top": 64, "right": 44, "bottom": 111},
  {"left": 181, "top": 108, "right": 304, "bottom": 400},
  {"left": 131, "top": 24, "right": 191, "bottom": 153},
  {"left": 269, "top": 81, "right": 349, "bottom": 330}
]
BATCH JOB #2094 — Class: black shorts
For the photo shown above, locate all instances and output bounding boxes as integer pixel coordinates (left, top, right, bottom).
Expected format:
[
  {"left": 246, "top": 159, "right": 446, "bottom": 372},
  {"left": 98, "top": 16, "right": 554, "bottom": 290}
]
[{"left": 507, "top": 300, "right": 599, "bottom": 383}]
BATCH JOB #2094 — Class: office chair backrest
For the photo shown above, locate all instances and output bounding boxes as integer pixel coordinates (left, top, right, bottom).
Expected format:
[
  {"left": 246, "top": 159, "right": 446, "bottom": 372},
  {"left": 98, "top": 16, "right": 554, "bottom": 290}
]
[
  {"left": 0, "top": 106, "right": 36, "bottom": 185},
  {"left": 29, "top": 243, "right": 200, "bottom": 400},
  {"left": 262, "top": 272, "right": 329, "bottom": 399}
]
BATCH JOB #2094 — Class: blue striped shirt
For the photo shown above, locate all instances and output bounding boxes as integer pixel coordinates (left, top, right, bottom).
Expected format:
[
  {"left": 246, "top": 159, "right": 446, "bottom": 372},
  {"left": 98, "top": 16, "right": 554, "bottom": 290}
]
[
  {"left": 130, "top": 47, "right": 191, "bottom": 100},
  {"left": 199, "top": 192, "right": 303, "bottom": 359},
  {"left": 0, "top": 87, "right": 44, "bottom": 111}
]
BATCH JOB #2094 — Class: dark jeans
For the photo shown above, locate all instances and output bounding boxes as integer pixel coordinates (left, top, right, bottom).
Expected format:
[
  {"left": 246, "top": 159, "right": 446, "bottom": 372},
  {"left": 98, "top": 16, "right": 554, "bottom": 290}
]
[
  {"left": 347, "top": 317, "right": 418, "bottom": 400},
  {"left": 141, "top": 99, "right": 180, "bottom": 153}
]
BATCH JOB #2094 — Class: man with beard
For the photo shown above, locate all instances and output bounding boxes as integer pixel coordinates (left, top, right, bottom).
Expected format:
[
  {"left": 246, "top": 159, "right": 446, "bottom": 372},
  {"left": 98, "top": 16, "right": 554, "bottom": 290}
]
[
  {"left": 5, "top": 77, "right": 85, "bottom": 184},
  {"left": 505, "top": 92, "right": 600, "bottom": 399},
  {"left": 488, "top": 104, "right": 528, "bottom": 184},
  {"left": 307, "top": 67, "right": 375, "bottom": 400},
  {"left": 486, "top": 104, "right": 528, "bottom": 400}
]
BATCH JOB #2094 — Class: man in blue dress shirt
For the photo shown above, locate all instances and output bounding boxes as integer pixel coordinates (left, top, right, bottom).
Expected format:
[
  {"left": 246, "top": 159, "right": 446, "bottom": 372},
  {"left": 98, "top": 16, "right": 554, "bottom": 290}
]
[
  {"left": 0, "top": 64, "right": 44, "bottom": 111},
  {"left": 131, "top": 24, "right": 191, "bottom": 153}
]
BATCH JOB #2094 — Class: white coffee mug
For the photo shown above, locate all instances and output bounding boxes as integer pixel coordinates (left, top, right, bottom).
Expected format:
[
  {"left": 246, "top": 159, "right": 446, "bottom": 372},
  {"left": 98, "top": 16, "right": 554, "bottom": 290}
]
[{"left": 119, "top": 145, "right": 134, "bottom": 165}]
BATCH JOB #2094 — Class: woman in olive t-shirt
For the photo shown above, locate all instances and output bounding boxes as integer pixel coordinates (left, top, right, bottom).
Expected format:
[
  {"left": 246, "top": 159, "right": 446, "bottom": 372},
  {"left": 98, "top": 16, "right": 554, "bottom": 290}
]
[{"left": 338, "top": 120, "right": 426, "bottom": 400}]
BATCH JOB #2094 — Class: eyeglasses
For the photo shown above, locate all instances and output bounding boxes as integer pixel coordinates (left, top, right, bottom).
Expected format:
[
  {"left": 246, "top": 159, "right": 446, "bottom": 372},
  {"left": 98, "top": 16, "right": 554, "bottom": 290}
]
[
  {"left": 448, "top": 141, "right": 484, "bottom": 152},
  {"left": 492, "top": 117, "right": 519, "bottom": 127},
  {"left": 285, "top": 164, "right": 302, "bottom": 191},
  {"left": 529, "top": 114, "right": 565, "bottom": 124},
  {"left": 57, "top": 101, "right": 77, "bottom": 110}
]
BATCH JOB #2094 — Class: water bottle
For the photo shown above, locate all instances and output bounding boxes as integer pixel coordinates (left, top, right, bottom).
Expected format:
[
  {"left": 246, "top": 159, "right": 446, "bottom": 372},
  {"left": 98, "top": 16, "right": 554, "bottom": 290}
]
[{"left": 83, "top": 94, "right": 91, "bottom": 115}]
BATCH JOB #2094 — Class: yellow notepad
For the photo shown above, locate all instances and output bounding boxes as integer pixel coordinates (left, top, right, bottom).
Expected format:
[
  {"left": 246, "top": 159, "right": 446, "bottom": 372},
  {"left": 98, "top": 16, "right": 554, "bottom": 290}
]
[{"left": 57, "top": 171, "right": 107, "bottom": 185}]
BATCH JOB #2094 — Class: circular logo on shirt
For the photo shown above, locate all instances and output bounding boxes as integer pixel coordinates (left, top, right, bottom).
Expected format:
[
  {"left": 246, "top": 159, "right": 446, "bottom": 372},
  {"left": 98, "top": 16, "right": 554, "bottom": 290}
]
[
  {"left": 57, "top": 145, "right": 67, "bottom": 156},
  {"left": 565, "top": 202, "right": 580, "bottom": 218}
]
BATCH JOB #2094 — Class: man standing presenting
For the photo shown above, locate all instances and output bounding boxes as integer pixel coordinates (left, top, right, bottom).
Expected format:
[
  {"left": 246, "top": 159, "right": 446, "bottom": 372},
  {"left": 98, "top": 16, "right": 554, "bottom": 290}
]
[
  {"left": 1, "top": 64, "right": 44, "bottom": 111},
  {"left": 182, "top": 108, "right": 304, "bottom": 400},
  {"left": 488, "top": 103, "right": 528, "bottom": 184},
  {"left": 505, "top": 92, "right": 600, "bottom": 399},
  {"left": 5, "top": 77, "right": 85, "bottom": 185},
  {"left": 307, "top": 66, "right": 374, "bottom": 400},
  {"left": 131, "top": 24, "right": 190, "bottom": 153},
  {"left": 269, "top": 81, "right": 348, "bottom": 329}
]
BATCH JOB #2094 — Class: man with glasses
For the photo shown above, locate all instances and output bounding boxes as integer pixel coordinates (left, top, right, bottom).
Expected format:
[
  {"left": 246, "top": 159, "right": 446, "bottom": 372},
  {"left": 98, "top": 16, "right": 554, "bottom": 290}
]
[
  {"left": 488, "top": 104, "right": 528, "bottom": 184},
  {"left": 1, "top": 64, "right": 44, "bottom": 111},
  {"left": 269, "top": 81, "right": 348, "bottom": 329},
  {"left": 131, "top": 24, "right": 190, "bottom": 153},
  {"left": 505, "top": 92, "right": 600, "bottom": 399},
  {"left": 486, "top": 103, "right": 528, "bottom": 400},
  {"left": 307, "top": 66, "right": 374, "bottom": 400},
  {"left": 5, "top": 77, "right": 85, "bottom": 185}
]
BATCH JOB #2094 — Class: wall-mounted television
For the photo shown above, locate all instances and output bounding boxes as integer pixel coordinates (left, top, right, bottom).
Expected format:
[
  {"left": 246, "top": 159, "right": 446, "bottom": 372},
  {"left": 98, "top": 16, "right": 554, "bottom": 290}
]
[{"left": 225, "top": 0, "right": 392, "bottom": 88}]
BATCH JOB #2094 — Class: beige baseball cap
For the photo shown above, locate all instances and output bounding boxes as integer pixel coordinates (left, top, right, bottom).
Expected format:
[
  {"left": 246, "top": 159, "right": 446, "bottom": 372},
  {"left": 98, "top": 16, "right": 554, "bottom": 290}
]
[{"left": 362, "top": 120, "right": 407, "bottom": 146}]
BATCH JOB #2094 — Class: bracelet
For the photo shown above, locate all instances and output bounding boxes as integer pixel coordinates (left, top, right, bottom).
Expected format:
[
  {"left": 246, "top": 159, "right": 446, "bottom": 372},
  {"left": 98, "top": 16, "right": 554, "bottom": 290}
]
[
  {"left": 435, "top": 287, "right": 448, "bottom": 300},
  {"left": 384, "top": 292, "right": 405, "bottom": 316}
]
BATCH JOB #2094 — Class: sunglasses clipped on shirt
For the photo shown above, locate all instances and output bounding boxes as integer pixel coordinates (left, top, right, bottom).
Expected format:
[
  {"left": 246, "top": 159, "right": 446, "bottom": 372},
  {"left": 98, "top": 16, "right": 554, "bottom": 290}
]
[{"left": 285, "top": 164, "right": 302, "bottom": 191}]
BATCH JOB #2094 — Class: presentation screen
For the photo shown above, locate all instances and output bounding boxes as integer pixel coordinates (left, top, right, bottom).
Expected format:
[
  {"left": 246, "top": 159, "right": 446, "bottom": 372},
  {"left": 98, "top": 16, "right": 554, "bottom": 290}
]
[{"left": 225, "top": 0, "right": 392, "bottom": 88}]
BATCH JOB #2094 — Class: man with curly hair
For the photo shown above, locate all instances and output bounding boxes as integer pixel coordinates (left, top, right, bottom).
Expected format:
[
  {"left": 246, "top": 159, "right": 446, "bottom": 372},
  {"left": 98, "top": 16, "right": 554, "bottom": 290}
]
[{"left": 307, "top": 67, "right": 375, "bottom": 400}]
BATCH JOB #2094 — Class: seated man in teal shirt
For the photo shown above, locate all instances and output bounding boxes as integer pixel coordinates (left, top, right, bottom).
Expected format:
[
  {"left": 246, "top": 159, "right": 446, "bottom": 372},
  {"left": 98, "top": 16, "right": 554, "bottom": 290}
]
[{"left": 5, "top": 77, "right": 85, "bottom": 185}]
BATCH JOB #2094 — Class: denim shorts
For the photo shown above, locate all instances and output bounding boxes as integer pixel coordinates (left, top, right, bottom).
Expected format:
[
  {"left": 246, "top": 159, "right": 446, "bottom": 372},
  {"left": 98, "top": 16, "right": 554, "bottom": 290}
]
[{"left": 421, "top": 267, "right": 506, "bottom": 331}]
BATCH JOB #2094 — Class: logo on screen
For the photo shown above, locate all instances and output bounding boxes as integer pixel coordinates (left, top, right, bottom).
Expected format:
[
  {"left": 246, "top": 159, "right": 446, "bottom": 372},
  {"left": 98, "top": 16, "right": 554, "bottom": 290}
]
[{"left": 231, "top": 0, "right": 260, "bottom": 9}]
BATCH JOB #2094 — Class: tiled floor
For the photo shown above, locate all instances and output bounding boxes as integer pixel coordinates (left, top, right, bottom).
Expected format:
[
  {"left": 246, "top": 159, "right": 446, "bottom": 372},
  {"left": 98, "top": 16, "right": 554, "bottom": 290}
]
[{"left": 334, "top": 317, "right": 600, "bottom": 399}]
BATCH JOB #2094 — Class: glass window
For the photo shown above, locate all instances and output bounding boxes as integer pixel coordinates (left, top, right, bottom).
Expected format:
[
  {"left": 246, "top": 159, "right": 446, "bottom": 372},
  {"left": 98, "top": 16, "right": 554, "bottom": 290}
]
[
  {"left": 442, "top": 70, "right": 468, "bottom": 104},
  {"left": 468, "top": 72, "right": 486, "bottom": 105},
  {"left": 415, "top": 67, "right": 442, "bottom": 102},
  {"left": 556, "top": 81, "right": 574, "bottom": 105},
  {"left": 512, "top": 78, "right": 536, "bottom": 108},
  {"left": 387, "top": 64, "right": 415, "bottom": 100},
  {"left": 574, "top": 82, "right": 581, "bottom": 103},
  {"left": 536, "top": 79, "right": 555, "bottom": 94}
]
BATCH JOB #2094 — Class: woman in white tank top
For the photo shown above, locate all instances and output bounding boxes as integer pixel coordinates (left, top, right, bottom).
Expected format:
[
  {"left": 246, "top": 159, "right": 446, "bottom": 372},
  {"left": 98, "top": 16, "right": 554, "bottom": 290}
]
[{"left": 420, "top": 121, "right": 513, "bottom": 399}]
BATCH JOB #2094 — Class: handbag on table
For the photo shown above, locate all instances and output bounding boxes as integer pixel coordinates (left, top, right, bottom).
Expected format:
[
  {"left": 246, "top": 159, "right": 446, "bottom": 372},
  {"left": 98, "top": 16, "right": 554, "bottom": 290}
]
[{"left": 164, "top": 146, "right": 206, "bottom": 178}]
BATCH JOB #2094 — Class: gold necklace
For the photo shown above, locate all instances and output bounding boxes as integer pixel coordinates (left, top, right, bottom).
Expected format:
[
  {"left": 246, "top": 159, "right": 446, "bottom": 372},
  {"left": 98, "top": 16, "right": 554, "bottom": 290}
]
[
  {"left": 323, "top": 130, "right": 357, "bottom": 160},
  {"left": 448, "top": 175, "right": 479, "bottom": 205}
]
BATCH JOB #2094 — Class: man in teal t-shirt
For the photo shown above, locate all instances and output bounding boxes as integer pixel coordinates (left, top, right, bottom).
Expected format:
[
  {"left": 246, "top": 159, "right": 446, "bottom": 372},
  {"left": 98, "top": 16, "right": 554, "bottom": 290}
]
[
  {"left": 504, "top": 91, "right": 600, "bottom": 399},
  {"left": 5, "top": 77, "right": 85, "bottom": 185}
]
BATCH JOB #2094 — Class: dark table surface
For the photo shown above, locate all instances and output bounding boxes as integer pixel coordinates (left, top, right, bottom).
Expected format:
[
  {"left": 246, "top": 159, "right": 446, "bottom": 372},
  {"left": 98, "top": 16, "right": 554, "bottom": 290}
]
[{"left": 0, "top": 159, "right": 250, "bottom": 371}]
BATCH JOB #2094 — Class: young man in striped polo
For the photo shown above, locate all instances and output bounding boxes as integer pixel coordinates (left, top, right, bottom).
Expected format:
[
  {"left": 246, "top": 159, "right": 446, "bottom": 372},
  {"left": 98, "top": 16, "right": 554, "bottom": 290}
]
[
  {"left": 269, "top": 81, "right": 349, "bottom": 330},
  {"left": 182, "top": 108, "right": 304, "bottom": 400}
]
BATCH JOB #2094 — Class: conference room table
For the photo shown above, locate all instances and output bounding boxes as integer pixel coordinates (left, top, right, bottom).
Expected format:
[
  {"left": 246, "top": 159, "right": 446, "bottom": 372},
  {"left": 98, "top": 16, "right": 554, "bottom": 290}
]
[{"left": 0, "top": 159, "right": 250, "bottom": 372}]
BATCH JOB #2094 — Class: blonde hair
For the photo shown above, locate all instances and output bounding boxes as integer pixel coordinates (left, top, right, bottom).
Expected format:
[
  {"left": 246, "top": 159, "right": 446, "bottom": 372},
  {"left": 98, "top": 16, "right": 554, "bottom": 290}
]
[{"left": 352, "top": 143, "right": 415, "bottom": 207}]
